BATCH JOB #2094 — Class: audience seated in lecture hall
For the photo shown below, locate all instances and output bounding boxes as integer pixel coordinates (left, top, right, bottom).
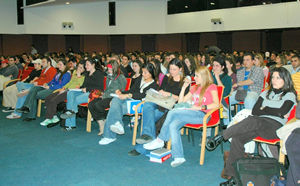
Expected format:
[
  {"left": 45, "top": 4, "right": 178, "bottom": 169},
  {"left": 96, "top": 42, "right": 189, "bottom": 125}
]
[
  {"left": 3, "top": 58, "right": 42, "bottom": 116},
  {"left": 40, "top": 62, "right": 86, "bottom": 126},
  {"left": 1, "top": 49, "right": 299, "bottom": 185},
  {"left": 228, "top": 52, "right": 264, "bottom": 116},
  {"left": 98, "top": 63, "right": 158, "bottom": 145},
  {"left": 17, "top": 58, "right": 70, "bottom": 122},
  {"left": 88, "top": 60, "right": 127, "bottom": 135},
  {"left": 207, "top": 67, "right": 297, "bottom": 186},
  {"left": 6, "top": 57, "right": 57, "bottom": 120},
  {"left": 60, "top": 58, "right": 105, "bottom": 131},
  {"left": 129, "top": 58, "right": 189, "bottom": 156},
  {"left": 143, "top": 66, "right": 219, "bottom": 167}
]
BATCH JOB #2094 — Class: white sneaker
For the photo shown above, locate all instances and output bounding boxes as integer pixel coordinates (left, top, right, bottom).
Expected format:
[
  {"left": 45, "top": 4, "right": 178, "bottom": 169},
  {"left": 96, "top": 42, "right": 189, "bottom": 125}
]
[
  {"left": 143, "top": 138, "right": 164, "bottom": 150},
  {"left": 40, "top": 119, "right": 52, "bottom": 126},
  {"left": 110, "top": 121, "right": 125, "bottom": 135},
  {"left": 99, "top": 138, "right": 116, "bottom": 145},
  {"left": 171, "top": 158, "right": 186, "bottom": 167},
  {"left": 51, "top": 115, "right": 60, "bottom": 123},
  {"left": 6, "top": 113, "right": 21, "bottom": 119}
]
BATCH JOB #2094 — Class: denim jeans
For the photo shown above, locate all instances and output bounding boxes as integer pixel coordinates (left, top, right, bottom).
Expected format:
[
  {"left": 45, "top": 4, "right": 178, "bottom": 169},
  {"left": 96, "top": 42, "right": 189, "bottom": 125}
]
[
  {"left": 16, "top": 82, "right": 33, "bottom": 92},
  {"left": 23, "top": 87, "right": 54, "bottom": 118},
  {"left": 66, "top": 90, "right": 89, "bottom": 113},
  {"left": 228, "top": 90, "right": 259, "bottom": 122},
  {"left": 158, "top": 108, "right": 207, "bottom": 158},
  {"left": 103, "top": 97, "right": 130, "bottom": 139},
  {"left": 141, "top": 102, "right": 165, "bottom": 139},
  {"left": 12, "top": 82, "right": 34, "bottom": 116},
  {"left": 65, "top": 90, "right": 89, "bottom": 127}
]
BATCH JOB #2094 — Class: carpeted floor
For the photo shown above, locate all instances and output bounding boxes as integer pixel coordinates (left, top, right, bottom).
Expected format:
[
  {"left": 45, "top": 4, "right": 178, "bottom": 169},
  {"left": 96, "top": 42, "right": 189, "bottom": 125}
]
[{"left": 0, "top": 103, "right": 228, "bottom": 186}]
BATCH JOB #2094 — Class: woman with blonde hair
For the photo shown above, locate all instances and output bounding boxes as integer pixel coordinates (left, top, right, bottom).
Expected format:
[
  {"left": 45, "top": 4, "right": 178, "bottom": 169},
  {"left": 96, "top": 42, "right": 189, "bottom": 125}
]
[
  {"left": 254, "top": 53, "right": 269, "bottom": 78},
  {"left": 273, "top": 54, "right": 287, "bottom": 68},
  {"left": 144, "top": 66, "right": 219, "bottom": 167}
]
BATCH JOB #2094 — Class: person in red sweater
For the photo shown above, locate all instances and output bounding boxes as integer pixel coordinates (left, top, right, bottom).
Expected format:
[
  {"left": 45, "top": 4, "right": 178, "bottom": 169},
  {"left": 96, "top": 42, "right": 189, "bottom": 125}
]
[
  {"left": 33, "top": 57, "right": 57, "bottom": 86},
  {"left": 17, "top": 57, "right": 57, "bottom": 121}
]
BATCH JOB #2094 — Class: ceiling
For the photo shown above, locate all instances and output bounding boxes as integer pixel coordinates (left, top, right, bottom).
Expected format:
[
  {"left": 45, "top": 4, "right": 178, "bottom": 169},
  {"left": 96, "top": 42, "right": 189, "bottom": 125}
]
[{"left": 24, "top": 0, "right": 158, "bottom": 8}]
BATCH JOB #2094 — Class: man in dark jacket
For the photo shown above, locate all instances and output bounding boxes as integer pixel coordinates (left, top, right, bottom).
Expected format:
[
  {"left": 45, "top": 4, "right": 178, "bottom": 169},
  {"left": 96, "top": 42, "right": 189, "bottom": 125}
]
[{"left": 0, "top": 57, "right": 19, "bottom": 91}]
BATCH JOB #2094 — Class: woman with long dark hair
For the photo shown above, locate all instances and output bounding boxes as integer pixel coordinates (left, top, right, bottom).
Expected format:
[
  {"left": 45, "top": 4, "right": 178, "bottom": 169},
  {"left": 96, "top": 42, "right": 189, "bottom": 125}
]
[
  {"left": 129, "top": 60, "right": 142, "bottom": 88},
  {"left": 99, "top": 63, "right": 158, "bottom": 145},
  {"left": 60, "top": 58, "right": 105, "bottom": 131},
  {"left": 207, "top": 67, "right": 297, "bottom": 186},
  {"left": 225, "top": 56, "right": 237, "bottom": 91},
  {"left": 40, "top": 62, "right": 86, "bottom": 126},
  {"left": 129, "top": 58, "right": 188, "bottom": 156},
  {"left": 183, "top": 56, "right": 196, "bottom": 77},
  {"left": 212, "top": 56, "right": 232, "bottom": 98},
  {"left": 88, "top": 60, "right": 127, "bottom": 136}
]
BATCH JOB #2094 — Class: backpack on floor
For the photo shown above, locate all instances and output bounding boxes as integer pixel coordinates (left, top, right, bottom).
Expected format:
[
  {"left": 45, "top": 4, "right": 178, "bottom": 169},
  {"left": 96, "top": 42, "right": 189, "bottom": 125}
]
[{"left": 233, "top": 156, "right": 282, "bottom": 186}]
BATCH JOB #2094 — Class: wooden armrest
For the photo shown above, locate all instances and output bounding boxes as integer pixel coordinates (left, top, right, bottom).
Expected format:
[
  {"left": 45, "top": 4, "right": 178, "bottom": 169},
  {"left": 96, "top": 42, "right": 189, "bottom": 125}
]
[
  {"left": 202, "top": 107, "right": 220, "bottom": 127},
  {"left": 286, "top": 117, "right": 297, "bottom": 124},
  {"left": 3, "top": 78, "right": 21, "bottom": 89},
  {"left": 53, "top": 89, "right": 62, "bottom": 93},
  {"left": 134, "top": 101, "right": 145, "bottom": 117}
]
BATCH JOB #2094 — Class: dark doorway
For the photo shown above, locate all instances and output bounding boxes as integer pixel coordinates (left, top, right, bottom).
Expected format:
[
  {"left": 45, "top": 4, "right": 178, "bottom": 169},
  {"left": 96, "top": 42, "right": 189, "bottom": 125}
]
[
  {"left": 217, "top": 32, "right": 232, "bottom": 53},
  {"left": 266, "top": 30, "right": 282, "bottom": 52},
  {"left": 186, "top": 33, "right": 200, "bottom": 53},
  {"left": 142, "top": 35, "right": 156, "bottom": 52},
  {"left": 32, "top": 35, "right": 48, "bottom": 54},
  {"left": 65, "top": 35, "right": 81, "bottom": 53},
  {"left": 110, "top": 35, "right": 125, "bottom": 53},
  {"left": 0, "top": 35, "right": 3, "bottom": 55}
]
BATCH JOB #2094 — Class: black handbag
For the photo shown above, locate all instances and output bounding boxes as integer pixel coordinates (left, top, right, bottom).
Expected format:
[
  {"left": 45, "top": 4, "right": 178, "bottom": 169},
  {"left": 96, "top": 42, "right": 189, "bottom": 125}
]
[
  {"left": 233, "top": 156, "right": 283, "bottom": 186},
  {"left": 235, "top": 89, "right": 248, "bottom": 102}
]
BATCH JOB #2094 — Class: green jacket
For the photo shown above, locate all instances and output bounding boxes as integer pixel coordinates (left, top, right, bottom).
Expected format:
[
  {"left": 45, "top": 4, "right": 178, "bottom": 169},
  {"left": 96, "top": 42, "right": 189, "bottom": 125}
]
[
  {"left": 103, "top": 74, "right": 127, "bottom": 99},
  {"left": 64, "top": 70, "right": 85, "bottom": 89}
]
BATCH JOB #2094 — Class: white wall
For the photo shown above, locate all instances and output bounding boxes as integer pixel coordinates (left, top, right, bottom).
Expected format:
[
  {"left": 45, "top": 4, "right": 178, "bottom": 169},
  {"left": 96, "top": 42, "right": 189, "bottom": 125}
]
[
  {"left": 1, "top": 1, "right": 300, "bottom": 35},
  {"left": 23, "top": 0, "right": 166, "bottom": 35},
  {"left": 166, "top": 2, "right": 300, "bottom": 33},
  {"left": 0, "top": 0, "right": 18, "bottom": 34}
]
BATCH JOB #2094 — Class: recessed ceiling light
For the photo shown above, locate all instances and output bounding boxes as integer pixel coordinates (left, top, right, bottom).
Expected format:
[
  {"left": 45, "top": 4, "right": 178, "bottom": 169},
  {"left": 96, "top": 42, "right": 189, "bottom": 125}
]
[{"left": 66, "top": 2, "right": 70, "bottom": 5}]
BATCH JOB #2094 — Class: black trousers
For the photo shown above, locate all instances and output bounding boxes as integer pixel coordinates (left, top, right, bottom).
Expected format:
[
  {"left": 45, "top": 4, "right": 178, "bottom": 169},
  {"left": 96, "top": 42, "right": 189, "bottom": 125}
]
[
  {"left": 88, "top": 97, "right": 112, "bottom": 121},
  {"left": 286, "top": 128, "right": 300, "bottom": 186},
  {"left": 45, "top": 91, "right": 67, "bottom": 119},
  {"left": 223, "top": 116, "right": 282, "bottom": 177}
]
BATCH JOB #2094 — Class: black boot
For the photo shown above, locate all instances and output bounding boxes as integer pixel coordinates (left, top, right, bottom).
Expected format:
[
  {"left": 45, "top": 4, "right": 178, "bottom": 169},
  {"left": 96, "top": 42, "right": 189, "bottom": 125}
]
[
  {"left": 206, "top": 135, "right": 224, "bottom": 151},
  {"left": 220, "top": 177, "right": 237, "bottom": 186}
]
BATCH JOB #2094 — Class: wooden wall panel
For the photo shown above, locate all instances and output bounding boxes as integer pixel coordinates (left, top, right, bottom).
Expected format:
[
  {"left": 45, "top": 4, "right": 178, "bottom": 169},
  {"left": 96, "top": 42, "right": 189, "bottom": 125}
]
[
  {"left": 110, "top": 35, "right": 125, "bottom": 53},
  {"left": 83, "top": 35, "right": 109, "bottom": 53},
  {"left": 125, "top": 35, "right": 141, "bottom": 52},
  {"left": 217, "top": 32, "right": 232, "bottom": 53},
  {"left": 199, "top": 33, "right": 217, "bottom": 51},
  {"left": 232, "top": 31, "right": 260, "bottom": 52},
  {"left": 2, "top": 35, "right": 31, "bottom": 56},
  {"left": 186, "top": 33, "right": 200, "bottom": 53},
  {"left": 282, "top": 30, "right": 300, "bottom": 51},
  {"left": 156, "top": 34, "right": 182, "bottom": 52},
  {"left": 141, "top": 35, "right": 156, "bottom": 52},
  {"left": 48, "top": 35, "right": 65, "bottom": 53},
  {"left": 0, "top": 35, "right": 3, "bottom": 56}
]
